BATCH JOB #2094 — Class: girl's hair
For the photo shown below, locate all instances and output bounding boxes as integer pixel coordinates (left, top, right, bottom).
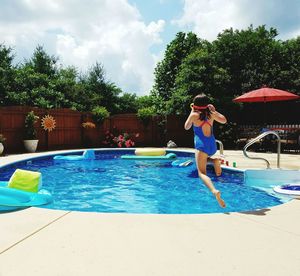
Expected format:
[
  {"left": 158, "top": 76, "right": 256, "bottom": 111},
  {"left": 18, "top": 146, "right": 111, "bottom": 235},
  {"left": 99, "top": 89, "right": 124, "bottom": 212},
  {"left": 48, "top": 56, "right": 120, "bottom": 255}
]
[{"left": 193, "top": 93, "right": 211, "bottom": 121}]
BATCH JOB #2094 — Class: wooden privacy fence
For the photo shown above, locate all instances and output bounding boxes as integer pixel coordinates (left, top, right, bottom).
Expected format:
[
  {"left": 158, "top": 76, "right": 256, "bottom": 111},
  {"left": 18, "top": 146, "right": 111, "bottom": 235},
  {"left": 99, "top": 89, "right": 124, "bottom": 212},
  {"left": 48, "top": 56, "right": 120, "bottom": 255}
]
[{"left": 0, "top": 106, "right": 194, "bottom": 153}]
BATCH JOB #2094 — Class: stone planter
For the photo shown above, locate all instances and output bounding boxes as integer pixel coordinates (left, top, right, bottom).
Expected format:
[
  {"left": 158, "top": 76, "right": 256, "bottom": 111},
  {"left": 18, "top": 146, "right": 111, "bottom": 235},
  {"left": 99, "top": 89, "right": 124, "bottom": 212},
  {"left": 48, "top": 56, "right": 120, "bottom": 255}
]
[
  {"left": 0, "top": 143, "right": 4, "bottom": 155},
  {"left": 23, "top": 140, "right": 39, "bottom": 153}
]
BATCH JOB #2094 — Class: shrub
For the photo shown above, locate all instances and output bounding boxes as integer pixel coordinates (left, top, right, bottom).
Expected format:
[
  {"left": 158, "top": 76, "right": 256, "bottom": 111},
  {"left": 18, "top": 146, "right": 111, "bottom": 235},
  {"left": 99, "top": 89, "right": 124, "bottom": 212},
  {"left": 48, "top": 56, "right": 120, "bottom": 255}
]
[
  {"left": 92, "top": 106, "right": 110, "bottom": 124},
  {"left": 137, "top": 107, "right": 156, "bottom": 126}
]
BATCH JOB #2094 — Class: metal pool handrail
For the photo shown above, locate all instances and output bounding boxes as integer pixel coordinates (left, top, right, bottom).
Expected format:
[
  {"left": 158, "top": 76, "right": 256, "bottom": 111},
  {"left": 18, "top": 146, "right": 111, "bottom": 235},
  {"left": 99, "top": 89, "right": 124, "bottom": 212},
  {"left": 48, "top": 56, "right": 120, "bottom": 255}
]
[
  {"left": 216, "top": 140, "right": 224, "bottom": 155},
  {"left": 243, "top": 131, "right": 281, "bottom": 169}
]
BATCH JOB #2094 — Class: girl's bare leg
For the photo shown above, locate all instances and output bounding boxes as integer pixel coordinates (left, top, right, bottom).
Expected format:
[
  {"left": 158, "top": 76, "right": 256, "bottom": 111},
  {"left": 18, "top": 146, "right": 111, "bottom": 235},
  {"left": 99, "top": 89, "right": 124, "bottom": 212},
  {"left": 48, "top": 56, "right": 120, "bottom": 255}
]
[
  {"left": 195, "top": 150, "right": 225, "bottom": 208},
  {"left": 208, "top": 157, "right": 222, "bottom": 176}
]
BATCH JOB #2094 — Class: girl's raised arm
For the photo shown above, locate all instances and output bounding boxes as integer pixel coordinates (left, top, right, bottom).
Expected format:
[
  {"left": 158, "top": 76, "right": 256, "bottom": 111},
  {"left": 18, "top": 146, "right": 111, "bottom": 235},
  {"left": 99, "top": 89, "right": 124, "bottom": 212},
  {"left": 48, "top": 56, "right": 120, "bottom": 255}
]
[
  {"left": 208, "top": 104, "right": 227, "bottom": 124},
  {"left": 184, "top": 112, "right": 198, "bottom": 130}
]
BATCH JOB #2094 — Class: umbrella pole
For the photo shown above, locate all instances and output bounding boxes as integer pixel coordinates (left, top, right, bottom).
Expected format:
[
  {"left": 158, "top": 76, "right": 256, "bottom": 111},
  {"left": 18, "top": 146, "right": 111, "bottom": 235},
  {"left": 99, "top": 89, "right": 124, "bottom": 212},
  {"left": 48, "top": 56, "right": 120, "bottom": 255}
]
[{"left": 263, "top": 102, "right": 266, "bottom": 127}]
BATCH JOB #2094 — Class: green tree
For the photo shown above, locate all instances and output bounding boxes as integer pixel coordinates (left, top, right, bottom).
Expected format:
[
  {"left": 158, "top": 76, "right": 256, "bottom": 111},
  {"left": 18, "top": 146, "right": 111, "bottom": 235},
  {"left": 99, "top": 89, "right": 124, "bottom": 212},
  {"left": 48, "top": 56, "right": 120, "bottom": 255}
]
[
  {"left": 211, "top": 25, "right": 289, "bottom": 122},
  {"left": 277, "top": 37, "right": 300, "bottom": 92},
  {"left": 151, "top": 32, "right": 201, "bottom": 106},
  {"left": 53, "top": 66, "right": 83, "bottom": 110},
  {"left": 114, "top": 93, "right": 138, "bottom": 114},
  {"left": 159, "top": 25, "right": 296, "bottom": 121},
  {"left": 212, "top": 25, "right": 281, "bottom": 95},
  {"left": 82, "top": 62, "right": 121, "bottom": 112},
  {"left": 136, "top": 95, "right": 155, "bottom": 109},
  {"left": 8, "top": 64, "right": 66, "bottom": 108},
  {"left": 0, "top": 44, "right": 15, "bottom": 105},
  {"left": 169, "top": 46, "right": 230, "bottom": 115},
  {"left": 26, "top": 45, "right": 58, "bottom": 77},
  {"left": 103, "top": 82, "right": 122, "bottom": 113},
  {"left": 8, "top": 46, "right": 66, "bottom": 108}
]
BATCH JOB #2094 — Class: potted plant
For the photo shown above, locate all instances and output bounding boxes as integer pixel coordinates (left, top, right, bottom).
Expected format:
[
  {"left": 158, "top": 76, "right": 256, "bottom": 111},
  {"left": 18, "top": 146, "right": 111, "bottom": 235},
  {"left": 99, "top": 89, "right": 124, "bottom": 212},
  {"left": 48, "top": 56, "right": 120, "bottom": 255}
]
[
  {"left": 23, "top": 111, "right": 39, "bottom": 152},
  {"left": 0, "top": 134, "right": 6, "bottom": 155}
]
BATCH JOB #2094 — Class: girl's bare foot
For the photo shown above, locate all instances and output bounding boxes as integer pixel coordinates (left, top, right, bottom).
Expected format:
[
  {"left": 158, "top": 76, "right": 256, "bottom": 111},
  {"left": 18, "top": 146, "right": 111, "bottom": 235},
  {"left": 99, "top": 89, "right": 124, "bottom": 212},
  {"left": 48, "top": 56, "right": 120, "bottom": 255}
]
[{"left": 214, "top": 190, "right": 226, "bottom": 208}]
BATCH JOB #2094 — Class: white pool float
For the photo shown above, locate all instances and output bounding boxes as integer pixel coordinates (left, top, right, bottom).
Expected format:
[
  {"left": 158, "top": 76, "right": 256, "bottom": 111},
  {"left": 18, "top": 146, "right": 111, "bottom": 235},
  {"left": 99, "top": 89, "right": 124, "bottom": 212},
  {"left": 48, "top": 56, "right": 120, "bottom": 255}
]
[{"left": 273, "top": 183, "right": 300, "bottom": 196}]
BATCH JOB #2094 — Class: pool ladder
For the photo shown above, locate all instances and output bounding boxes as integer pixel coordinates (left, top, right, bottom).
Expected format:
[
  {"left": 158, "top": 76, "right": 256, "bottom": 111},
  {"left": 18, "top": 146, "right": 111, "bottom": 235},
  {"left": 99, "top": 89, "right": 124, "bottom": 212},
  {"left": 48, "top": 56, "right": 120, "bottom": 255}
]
[
  {"left": 243, "top": 131, "right": 281, "bottom": 169},
  {"left": 216, "top": 140, "right": 224, "bottom": 155}
]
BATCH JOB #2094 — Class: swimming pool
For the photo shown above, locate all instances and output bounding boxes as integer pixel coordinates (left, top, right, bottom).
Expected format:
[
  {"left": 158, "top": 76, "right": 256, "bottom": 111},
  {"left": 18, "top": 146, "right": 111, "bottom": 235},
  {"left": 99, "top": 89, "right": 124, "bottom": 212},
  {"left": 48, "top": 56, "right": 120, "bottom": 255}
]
[{"left": 0, "top": 149, "right": 292, "bottom": 214}]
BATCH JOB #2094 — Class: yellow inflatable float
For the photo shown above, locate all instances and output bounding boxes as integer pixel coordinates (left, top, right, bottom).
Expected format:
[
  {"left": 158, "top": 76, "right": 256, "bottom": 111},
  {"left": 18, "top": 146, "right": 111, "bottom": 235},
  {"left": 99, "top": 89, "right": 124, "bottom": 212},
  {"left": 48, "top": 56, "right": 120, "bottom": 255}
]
[
  {"left": 121, "top": 148, "right": 177, "bottom": 160},
  {"left": 135, "top": 148, "right": 166, "bottom": 156}
]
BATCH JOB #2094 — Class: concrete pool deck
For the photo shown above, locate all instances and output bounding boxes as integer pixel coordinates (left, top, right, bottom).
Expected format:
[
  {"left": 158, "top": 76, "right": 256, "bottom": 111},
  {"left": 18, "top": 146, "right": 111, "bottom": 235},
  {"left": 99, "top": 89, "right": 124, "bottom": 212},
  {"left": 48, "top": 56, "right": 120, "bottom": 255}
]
[{"left": 0, "top": 149, "right": 299, "bottom": 276}]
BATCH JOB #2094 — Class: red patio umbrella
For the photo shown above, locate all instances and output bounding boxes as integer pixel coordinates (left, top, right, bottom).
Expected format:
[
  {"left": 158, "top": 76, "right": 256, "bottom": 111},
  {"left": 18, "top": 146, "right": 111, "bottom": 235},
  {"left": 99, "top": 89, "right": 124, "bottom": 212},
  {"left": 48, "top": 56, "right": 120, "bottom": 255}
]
[
  {"left": 233, "top": 86, "right": 300, "bottom": 103},
  {"left": 233, "top": 86, "right": 300, "bottom": 125}
]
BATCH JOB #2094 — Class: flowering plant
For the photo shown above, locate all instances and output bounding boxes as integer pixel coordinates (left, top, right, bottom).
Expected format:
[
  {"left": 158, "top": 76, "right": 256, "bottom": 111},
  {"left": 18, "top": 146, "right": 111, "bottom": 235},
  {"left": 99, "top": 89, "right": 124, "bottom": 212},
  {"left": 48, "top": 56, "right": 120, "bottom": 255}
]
[
  {"left": 114, "top": 132, "right": 136, "bottom": 148},
  {"left": 24, "top": 111, "right": 39, "bottom": 139},
  {"left": 102, "top": 128, "right": 139, "bottom": 148},
  {"left": 82, "top": 122, "right": 96, "bottom": 129}
]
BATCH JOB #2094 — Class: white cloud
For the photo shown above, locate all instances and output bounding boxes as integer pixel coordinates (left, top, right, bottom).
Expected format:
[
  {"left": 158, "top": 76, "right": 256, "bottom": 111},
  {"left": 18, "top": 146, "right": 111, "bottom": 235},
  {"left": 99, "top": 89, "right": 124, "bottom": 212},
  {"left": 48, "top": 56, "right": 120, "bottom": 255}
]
[
  {"left": 0, "top": 0, "right": 165, "bottom": 95},
  {"left": 175, "top": 0, "right": 300, "bottom": 41}
]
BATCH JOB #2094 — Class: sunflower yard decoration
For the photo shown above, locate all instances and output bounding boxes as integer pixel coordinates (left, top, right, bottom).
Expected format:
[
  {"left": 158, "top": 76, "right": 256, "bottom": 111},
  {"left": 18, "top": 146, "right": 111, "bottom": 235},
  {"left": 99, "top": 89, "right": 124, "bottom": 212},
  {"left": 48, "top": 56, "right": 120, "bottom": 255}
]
[{"left": 41, "top": 115, "right": 56, "bottom": 132}]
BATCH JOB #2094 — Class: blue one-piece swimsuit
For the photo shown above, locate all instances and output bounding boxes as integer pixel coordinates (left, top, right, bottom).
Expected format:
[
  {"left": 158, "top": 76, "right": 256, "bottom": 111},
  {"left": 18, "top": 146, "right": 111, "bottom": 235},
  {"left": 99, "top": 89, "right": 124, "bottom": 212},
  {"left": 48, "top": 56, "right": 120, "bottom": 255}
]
[{"left": 193, "top": 120, "right": 217, "bottom": 156}]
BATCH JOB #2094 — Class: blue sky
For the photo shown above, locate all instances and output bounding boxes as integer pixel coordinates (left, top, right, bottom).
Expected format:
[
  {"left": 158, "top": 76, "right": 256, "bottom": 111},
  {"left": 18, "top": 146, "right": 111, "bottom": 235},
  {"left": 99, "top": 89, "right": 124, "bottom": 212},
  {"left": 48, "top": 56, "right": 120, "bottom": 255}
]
[
  {"left": 128, "top": 0, "right": 184, "bottom": 53},
  {"left": 0, "top": 0, "right": 300, "bottom": 96}
]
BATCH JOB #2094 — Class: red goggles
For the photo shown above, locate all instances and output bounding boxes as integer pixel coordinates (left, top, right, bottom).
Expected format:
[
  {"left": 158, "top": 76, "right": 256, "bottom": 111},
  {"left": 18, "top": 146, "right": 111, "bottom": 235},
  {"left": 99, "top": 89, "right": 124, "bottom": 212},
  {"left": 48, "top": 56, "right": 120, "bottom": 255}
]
[{"left": 191, "top": 104, "right": 207, "bottom": 111}]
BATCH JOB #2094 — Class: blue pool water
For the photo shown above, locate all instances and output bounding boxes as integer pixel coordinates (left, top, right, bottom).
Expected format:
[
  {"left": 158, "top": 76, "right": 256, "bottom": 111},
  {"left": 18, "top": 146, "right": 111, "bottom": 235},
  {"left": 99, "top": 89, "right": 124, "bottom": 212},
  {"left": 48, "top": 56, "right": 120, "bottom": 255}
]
[{"left": 0, "top": 150, "right": 285, "bottom": 214}]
